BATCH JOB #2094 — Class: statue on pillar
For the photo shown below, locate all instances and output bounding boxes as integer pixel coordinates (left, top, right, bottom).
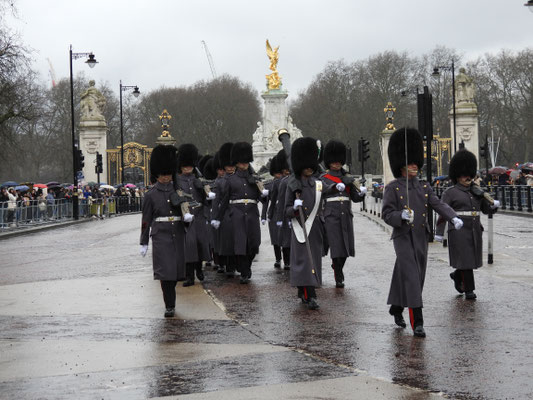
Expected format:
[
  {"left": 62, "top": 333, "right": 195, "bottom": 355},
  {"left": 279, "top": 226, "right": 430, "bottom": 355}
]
[
  {"left": 266, "top": 40, "right": 282, "bottom": 90},
  {"left": 80, "top": 80, "right": 106, "bottom": 121},
  {"left": 455, "top": 68, "right": 475, "bottom": 105}
]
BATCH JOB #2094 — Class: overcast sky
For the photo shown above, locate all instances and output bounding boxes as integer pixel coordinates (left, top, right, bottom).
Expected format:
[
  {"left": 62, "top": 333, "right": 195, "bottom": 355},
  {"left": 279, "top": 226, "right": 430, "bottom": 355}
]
[{"left": 6, "top": 0, "right": 533, "bottom": 100}]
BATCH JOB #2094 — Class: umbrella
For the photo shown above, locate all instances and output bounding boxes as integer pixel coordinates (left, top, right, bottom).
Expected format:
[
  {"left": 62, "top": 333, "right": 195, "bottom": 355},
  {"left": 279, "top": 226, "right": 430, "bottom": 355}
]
[
  {"left": 34, "top": 183, "right": 47, "bottom": 188},
  {"left": 46, "top": 181, "right": 60, "bottom": 188},
  {"left": 125, "top": 183, "right": 136, "bottom": 188},
  {"left": 521, "top": 162, "right": 533, "bottom": 172},
  {"left": 1, "top": 181, "right": 18, "bottom": 188},
  {"left": 87, "top": 181, "right": 97, "bottom": 187},
  {"left": 15, "top": 185, "right": 29, "bottom": 192},
  {"left": 488, "top": 166, "right": 507, "bottom": 175},
  {"left": 100, "top": 184, "right": 114, "bottom": 190}
]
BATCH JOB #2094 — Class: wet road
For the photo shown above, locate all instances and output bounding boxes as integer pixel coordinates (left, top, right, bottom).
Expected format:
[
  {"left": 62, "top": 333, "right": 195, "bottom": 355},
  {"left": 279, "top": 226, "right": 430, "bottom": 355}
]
[{"left": 0, "top": 211, "right": 532, "bottom": 399}]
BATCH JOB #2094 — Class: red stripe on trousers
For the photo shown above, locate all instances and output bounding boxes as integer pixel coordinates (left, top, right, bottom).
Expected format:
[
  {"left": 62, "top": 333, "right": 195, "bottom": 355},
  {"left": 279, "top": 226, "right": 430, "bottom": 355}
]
[{"left": 409, "top": 308, "right": 414, "bottom": 330}]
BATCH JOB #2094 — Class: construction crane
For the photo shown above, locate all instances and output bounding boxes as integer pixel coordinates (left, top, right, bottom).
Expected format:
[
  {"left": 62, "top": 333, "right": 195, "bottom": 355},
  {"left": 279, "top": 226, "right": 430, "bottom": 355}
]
[
  {"left": 47, "top": 58, "right": 57, "bottom": 87},
  {"left": 201, "top": 40, "right": 217, "bottom": 79}
]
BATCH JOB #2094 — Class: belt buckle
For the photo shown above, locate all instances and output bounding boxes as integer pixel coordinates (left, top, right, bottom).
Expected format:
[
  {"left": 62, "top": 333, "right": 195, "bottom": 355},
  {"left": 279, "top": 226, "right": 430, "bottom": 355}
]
[
  {"left": 244, "top": 199, "right": 249, "bottom": 204},
  {"left": 472, "top": 211, "right": 478, "bottom": 217}
]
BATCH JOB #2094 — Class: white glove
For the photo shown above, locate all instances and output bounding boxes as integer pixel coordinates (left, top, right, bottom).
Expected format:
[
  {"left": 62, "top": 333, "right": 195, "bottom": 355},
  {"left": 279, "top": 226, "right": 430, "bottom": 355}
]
[
  {"left": 261, "top": 219, "right": 267, "bottom": 225},
  {"left": 336, "top": 183, "right": 345, "bottom": 192},
  {"left": 211, "top": 220, "right": 220, "bottom": 229},
  {"left": 276, "top": 221, "right": 282, "bottom": 227},
  {"left": 451, "top": 217, "right": 464, "bottom": 230},
  {"left": 183, "top": 213, "right": 194, "bottom": 223},
  {"left": 293, "top": 199, "right": 303, "bottom": 210},
  {"left": 491, "top": 200, "right": 500, "bottom": 209},
  {"left": 261, "top": 189, "right": 269, "bottom": 197},
  {"left": 401, "top": 209, "right": 414, "bottom": 223},
  {"left": 359, "top": 186, "right": 368, "bottom": 195},
  {"left": 207, "top": 192, "right": 216, "bottom": 200},
  {"left": 288, "top": 220, "right": 292, "bottom": 228},
  {"left": 140, "top": 245, "right": 148, "bottom": 257},
  {"left": 434, "top": 235, "right": 444, "bottom": 242}
]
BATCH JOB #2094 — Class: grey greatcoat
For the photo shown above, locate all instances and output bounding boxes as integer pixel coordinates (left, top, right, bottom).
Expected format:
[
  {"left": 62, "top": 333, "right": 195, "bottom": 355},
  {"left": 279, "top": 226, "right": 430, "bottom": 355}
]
[
  {"left": 216, "top": 169, "right": 262, "bottom": 256},
  {"left": 215, "top": 175, "right": 235, "bottom": 256},
  {"left": 175, "top": 173, "right": 210, "bottom": 263},
  {"left": 140, "top": 182, "right": 186, "bottom": 281},
  {"left": 435, "top": 184, "right": 493, "bottom": 270},
  {"left": 209, "top": 176, "right": 223, "bottom": 254},
  {"left": 285, "top": 176, "right": 330, "bottom": 287},
  {"left": 274, "top": 176, "right": 292, "bottom": 248},
  {"left": 261, "top": 178, "right": 282, "bottom": 245},
  {"left": 382, "top": 177, "right": 457, "bottom": 308},
  {"left": 320, "top": 170, "right": 365, "bottom": 258}
]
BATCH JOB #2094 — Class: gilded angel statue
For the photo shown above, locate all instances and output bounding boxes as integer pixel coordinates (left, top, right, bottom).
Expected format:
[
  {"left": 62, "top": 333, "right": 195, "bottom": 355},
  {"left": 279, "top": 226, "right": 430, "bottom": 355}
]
[{"left": 266, "top": 39, "right": 282, "bottom": 90}]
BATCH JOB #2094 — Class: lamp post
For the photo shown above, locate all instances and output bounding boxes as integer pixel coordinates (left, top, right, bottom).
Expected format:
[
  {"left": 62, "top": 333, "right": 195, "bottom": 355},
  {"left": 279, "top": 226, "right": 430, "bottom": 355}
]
[
  {"left": 119, "top": 81, "right": 140, "bottom": 184},
  {"left": 525, "top": 0, "right": 533, "bottom": 12},
  {"left": 432, "top": 60, "right": 456, "bottom": 153},
  {"left": 69, "top": 45, "right": 98, "bottom": 220}
]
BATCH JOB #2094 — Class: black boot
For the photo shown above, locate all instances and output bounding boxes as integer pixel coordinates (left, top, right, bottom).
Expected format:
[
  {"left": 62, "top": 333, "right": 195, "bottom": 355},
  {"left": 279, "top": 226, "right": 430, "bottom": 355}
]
[
  {"left": 389, "top": 305, "right": 406, "bottom": 328},
  {"left": 450, "top": 270, "right": 464, "bottom": 293},
  {"left": 332, "top": 258, "right": 346, "bottom": 288},
  {"left": 195, "top": 263, "right": 204, "bottom": 281},
  {"left": 307, "top": 297, "right": 320, "bottom": 310},
  {"left": 409, "top": 307, "right": 425, "bottom": 337},
  {"left": 164, "top": 308, "right": 175, "bottom": 318},
  {"left": 274, "top": 260, "right": 281, "bottom": 269}
]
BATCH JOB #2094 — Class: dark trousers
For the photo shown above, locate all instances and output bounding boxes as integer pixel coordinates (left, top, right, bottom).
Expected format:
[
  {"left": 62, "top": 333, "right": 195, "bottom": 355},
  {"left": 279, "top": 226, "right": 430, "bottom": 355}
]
[
  {"left": 274, "top": 245, "right": 282, "bottom": 261},
  {"left": 236, "top": 254, "right": 254, "bottom": 277},
  {"left": 160, "top": 280, "right": 177, "bottom": 309},
  {"left": 390, "top": 305, "right": 424, "bottom": 329},
  {"left": 298, "top": 286, "right": 317, "bottom": 300},
  {"left": 185, "top": 262, "right": 202, "bottom": 280},
  {"left": 282, "top": 247, "right": 290, "bottom": 265},
  {"left": 460, "top": 269, "right": 475, "bottom": 292},
  {"left": 332, "top": 257, "right": 347, "bottom": 282}
]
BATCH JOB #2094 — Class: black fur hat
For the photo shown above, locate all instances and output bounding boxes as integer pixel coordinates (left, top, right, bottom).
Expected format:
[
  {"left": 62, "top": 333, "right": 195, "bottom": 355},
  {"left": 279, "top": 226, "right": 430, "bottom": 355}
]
[
  {"left": 388, "top": 127, "right": 424, "bottom": 178},
  {"left": 291, "top": 137, "right": 319, "bottom": 177},
  {"left": 198, "top": 154, "right": 212, "bottom": 176},
  {"left": 150, "top": 145, "right": 178, "bottom": 177},
  {"left": 177, "top": 143, "right": 199, "bottom": 169},
  {"left": 324, "top": 140, "right": 346, "bottom": 167},
  {"left": 219, "top": 142, "right": 234, "bottom": 167},
  {"left": 203, "top": 158, "right": 217, "bottom": 180},
  {"left": 276, "top": 149, "right": 290, "bottom": 172},
  {"left": 449, "top": 149, "right": 477, "bottom": 184},
  {"left": 231, "top": 142, "right": 253, "bottom": 164},
  {"left": 269, "top": 155, "right": 279, "bottom": 176},
  {"left": 212, "top": 152, "right": 222, "bottom": 171}
]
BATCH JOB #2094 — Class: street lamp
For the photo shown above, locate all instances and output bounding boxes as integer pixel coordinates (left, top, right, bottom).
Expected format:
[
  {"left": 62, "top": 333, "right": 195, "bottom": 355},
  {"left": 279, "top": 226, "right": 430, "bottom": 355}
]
[
  {"left": 69, "top": 44, "right": 98, "bottom": 220},
  {"left": 119, "top": 81, "right": 140, "bottom": 184},
  {"left": 525, "top": 1, "right": 533, "bottom": 13},
  {"left": 432, "top": 60, "right": 457, "bottom": 153}
]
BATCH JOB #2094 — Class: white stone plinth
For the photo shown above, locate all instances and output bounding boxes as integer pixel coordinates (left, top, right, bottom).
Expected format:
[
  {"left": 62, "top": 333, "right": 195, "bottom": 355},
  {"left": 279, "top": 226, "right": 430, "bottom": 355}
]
[
  {"left": 79, "top": 120, "right": 107, "bottom": 185},
  {"left": 450, "top": 102, "right": 479, "bottom": 160},
  {"left": 252, "top": 89, "right": 302, "bottom": 171}
]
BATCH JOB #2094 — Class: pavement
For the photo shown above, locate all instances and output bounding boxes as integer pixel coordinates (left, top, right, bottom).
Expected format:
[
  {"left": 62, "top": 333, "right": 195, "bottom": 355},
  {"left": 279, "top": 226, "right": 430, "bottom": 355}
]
[{"left": 0, "top": 210, "right": 532, "bottom": 399}]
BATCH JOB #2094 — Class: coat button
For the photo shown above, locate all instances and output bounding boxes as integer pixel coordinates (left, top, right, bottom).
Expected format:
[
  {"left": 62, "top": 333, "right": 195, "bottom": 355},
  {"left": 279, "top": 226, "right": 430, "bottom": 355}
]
[
  {"left": 400, "top": 196, "right": 403, "bottom": 199},
  {"left": 396, "top": 187, "right": 399, "bottom": 191},
  {"left": 422, "top": 213, "right": 425, "bottom": 217},
  {"left": 425, "top": 194, "right": 428, "bottom": 198}
]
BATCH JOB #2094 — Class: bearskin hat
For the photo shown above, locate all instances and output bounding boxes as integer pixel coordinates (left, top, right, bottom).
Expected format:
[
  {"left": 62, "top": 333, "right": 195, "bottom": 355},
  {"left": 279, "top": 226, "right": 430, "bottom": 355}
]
[
  {"left": 150, "top": 145, "right": 178, "bottom": 177},
  {"left": 203, "top": 158, "right": 218, "bottom": 180},
  {"left": 388, "top": 127, "right": 424, "bottom": 178},
  {"left": 324, "top": 140, "right": 346, "bottom": 167},
  {"left": 291, "top": 137, "right": 319, "bottom": 177},
  {"left": 198, "top": 154, "right": 212, "bottom": 176},
  {"left": 212, "top": 152, "right": 222, "bottom": 171},
  {"left": 449, "top": 149, "right": 477, "bottom": 184},
  {"left": 231, "top": 141, "right": 254, "bottom": 164},
  {"left": 276, "top": 149, "right": 290, "bottom": 172},
  {"left": 219, "top": 142, "right": 234, "bottom": 167},
  {"left": 177, "top": 143, "right": 199, "bottom": 169},
  {"left": 269, "top": 155, "right": 279, "bottom": 176}
]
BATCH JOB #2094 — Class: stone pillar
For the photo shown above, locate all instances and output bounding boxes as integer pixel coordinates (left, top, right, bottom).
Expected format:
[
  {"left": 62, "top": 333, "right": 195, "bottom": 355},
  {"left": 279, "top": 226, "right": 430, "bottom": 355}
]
[
  {"left": 450, "top": 68, "right": 479, "bottom": 159},
  {"left": 79, "top": 120, "right": 107, "bottom": 185},
  {"left": 251, "top": 88, "right": 302, "bottom": 170},
  {"left": 381, "top": 129, "right": 395, "bottom": 186}
]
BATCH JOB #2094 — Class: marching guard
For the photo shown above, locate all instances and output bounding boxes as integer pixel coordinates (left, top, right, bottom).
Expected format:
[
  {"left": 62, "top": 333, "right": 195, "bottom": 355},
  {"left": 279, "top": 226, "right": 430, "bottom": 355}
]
[
  {"left": 140, "top": 145, "right": 193, "bottom": 318},
  {"left": 213, "top": 142, "right": 268, "bottom": 283},
  {"left": 285, "top": 137, "right": 333, "bottom": 310},
  {"left": 382, "top": 128, "right": 463, "bottom": 337},
  {"left": 273, "top": 150, "right": 292, "bottom": 271},
  {"left": 320, "top": 140, "right": 367, "bottom": 288},
  {"left": 175, "top": 144, "right": 215, "bottom": 287},
  {"left": 435, "top": 149, "right": 500, "bottom": 299}
]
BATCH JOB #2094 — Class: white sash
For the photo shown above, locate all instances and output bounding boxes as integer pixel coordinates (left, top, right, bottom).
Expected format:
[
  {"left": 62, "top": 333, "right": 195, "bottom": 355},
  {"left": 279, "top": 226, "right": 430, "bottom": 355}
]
[{"left": 292, "top": 181, "right": 322, "bottom": 244}]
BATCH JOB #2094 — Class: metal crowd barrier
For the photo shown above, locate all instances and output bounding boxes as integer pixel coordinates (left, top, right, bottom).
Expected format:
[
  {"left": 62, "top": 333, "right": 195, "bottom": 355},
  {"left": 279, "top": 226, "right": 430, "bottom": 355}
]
[{"left": 0, "top": 196, "right": 143, "bottom": 231}]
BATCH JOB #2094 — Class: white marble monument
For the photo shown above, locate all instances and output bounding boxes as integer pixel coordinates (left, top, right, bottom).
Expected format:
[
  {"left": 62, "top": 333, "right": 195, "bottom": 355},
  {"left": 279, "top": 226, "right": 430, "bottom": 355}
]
[
  {"left": 451, "top": 68, "right": 480, "bottom": 159},
  {"left": 79, "top": 80, "right": 107, "bottom": 184}
]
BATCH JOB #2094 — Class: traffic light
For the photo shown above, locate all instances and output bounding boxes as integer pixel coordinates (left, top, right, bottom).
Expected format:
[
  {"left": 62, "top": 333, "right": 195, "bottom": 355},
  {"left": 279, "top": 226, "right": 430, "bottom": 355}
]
[
  {"left": 95, "top": 152, "right": 103, "bottom": 174},
  {"left": 76, "top": 149, "right": 85, "bottom": 171},
  {"left": 360, "top": 139, "right": 370, "bottom": 162},
  {"left": 479, "top": 142, "right": 487, "bottom": 159}
]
